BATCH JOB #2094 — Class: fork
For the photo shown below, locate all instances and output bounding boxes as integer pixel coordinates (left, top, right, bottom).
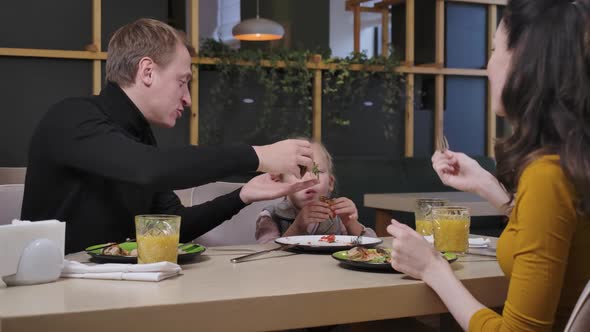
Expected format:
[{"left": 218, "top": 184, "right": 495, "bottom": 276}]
[
  {"left": 436, "top": 134, "right": 449, "bottom": 152},
  {"left": 352, "top": 228, "right": 367, "bottom": 246}
]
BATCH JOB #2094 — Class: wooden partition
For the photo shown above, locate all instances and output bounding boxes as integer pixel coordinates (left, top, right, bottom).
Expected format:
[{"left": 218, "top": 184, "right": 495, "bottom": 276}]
[
  {"left": 0, "top": 0, "right": 505, "bottom": 157},
  {"left": 346, "top": 0, "right": 506, "bottom": 157}
]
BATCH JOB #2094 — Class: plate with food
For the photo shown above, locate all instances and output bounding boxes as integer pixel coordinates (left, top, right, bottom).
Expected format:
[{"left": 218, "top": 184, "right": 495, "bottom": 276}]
[
  {"left": 275, "top": 235, "right": 382, "bottom": 252},
  {"left": 85, "top": 241, "right": 206, "bottom": 264},
  {"left": 332, "top": 246, "right": 458, "bottom": 272}
]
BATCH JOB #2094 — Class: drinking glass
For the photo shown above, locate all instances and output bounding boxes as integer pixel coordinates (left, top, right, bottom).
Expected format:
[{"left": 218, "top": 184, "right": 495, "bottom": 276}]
[
  {"left": 432, "top": 206, "right": 470, "bottom": 254},
  {"left": 414, "top": 198, "right": 449, "bottom": 236},
  {"left": 135, "top": 215, "right": 181, "bottom": 264}
]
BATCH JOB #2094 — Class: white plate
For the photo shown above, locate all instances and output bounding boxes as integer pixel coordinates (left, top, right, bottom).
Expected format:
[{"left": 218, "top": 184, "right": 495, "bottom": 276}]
[{"left": 275, "top": 235, "right": 382, "bottom": 252}]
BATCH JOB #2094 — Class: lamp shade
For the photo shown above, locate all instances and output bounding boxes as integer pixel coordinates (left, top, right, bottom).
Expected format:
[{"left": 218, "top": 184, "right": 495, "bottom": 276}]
[{"left": 232, "top": 17, "right": 284, "bottom": 41}]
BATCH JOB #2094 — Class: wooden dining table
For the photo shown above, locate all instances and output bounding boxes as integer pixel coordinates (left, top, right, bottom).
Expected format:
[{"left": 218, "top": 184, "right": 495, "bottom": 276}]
[{"left": 0, "top": 238, "right": 507, "bottom": 332}]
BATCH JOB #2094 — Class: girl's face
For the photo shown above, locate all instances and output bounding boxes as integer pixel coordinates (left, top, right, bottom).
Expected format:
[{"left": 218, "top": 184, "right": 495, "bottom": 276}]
[
  {"left": 284, "top": 144, "right": 334, "bottom": 210},
  {"left": 487, "top": 22, "right": 512, "bottom": 117}
]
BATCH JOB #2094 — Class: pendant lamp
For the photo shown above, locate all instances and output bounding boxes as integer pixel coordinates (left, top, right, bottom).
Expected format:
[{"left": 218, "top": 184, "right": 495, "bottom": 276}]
[{"left": 232, "top": 0, "right": 284, "bottom": 41}]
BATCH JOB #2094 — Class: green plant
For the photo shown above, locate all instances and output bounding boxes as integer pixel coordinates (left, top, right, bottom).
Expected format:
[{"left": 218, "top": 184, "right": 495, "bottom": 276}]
[
  {"left": 197, "top": 39, "right": 403, "bottom": 144},
  {"left": 322, "top": 47, "right": 404, "bottom": 140}
]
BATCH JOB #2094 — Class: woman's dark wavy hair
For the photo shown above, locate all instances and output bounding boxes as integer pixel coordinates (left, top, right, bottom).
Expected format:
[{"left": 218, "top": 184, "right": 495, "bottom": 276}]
[{"left": 495, "top": 0, "right": 590, "bottom": 215}]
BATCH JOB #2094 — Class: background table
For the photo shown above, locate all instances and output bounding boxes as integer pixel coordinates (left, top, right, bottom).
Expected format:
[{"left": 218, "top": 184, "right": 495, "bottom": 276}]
[{"left": 365, "top": 192, "right": 505, "bottom": 236}]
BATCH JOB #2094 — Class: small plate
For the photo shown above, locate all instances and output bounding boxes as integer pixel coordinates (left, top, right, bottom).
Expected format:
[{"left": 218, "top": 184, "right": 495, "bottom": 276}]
[
  {"left": 85, "top": 242, "right": 206, "bottom": 264},
  {"left": 332, "top": 250, "right": 458, "bottom": 272},
  {"left": 275, "top": 235, "right": 382, "bottom": 253}
]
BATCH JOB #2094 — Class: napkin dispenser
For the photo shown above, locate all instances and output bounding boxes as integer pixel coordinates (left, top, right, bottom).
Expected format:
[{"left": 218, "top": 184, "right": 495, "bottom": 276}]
[{"left": 0, "top": 220, "right": 65, "bottom": 287}]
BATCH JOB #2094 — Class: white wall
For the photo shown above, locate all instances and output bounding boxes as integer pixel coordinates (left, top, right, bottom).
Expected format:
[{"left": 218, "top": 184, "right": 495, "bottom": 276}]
[
  {"left": 329, "top": 0, "right": 388, "bottom": 57},
  {"left": 194, "top": 0, "right": 241, "bottom": 47},
  {"left": 199, "top": 0, "right": 218, "bottom": 40}
]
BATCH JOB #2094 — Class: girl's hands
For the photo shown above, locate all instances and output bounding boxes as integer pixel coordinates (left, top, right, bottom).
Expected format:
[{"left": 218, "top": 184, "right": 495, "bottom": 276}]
[
  {"left": 292, "top": 201, "right": 333, "bottom": 232},
  {"left": 330, "top": 197, "right": 358, "bottom": 226}
]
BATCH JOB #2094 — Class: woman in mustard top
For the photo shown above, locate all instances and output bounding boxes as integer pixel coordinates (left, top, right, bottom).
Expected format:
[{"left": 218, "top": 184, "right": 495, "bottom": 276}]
[{"left": 386, "top": 0, "right": 590, "bottom": 331}]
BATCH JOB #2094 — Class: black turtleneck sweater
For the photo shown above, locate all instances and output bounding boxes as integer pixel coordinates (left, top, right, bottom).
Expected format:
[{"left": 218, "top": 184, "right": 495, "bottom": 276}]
[{"left": 21, "top": 82, "right": 259, "bottom": 254}]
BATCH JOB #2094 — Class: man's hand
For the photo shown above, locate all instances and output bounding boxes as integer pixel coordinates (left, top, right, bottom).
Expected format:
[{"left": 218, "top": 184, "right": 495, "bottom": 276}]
[
  {"left": 253, "top": 139, "right": 314, "bottom": 179},
  {"left": 239, "top": 173, "right": 319, "bottom": 204}
]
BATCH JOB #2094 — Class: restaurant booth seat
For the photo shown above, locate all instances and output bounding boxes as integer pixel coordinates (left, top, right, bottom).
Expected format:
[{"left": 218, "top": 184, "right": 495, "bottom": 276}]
[
  {"left": 0, "top": 184, "right": 24, "bottom": 225},
  {"left": 0, "top": 167, "right": 27, "bottom": 185},
  {"left": 0, "top": 176, "right": 264, "bottom": 242},
  {"left": 192, "top": 182, "right": 282, "bottom": 246},
  {"left": 565, "top": 279, "right": 590, "bottom": 332},
  {"left": 173, "top": 187, "right": 194, "bottom": 207}
]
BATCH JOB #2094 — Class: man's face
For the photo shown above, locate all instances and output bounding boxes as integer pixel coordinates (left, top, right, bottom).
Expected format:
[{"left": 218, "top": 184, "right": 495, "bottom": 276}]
[{"left": 145, "top": 42, "right": 192, "bottom": 128}]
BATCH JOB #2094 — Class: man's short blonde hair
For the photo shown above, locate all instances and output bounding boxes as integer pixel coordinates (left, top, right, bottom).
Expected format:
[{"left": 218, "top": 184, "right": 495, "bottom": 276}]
[{"left": 105, "top": 18, "right": 194, "bottom": 87}]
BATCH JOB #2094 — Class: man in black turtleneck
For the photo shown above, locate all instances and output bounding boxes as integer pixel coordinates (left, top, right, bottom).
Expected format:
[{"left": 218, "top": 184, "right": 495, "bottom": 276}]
[{"left": 21, "top": 18, "right": 316, "bottom": 254}]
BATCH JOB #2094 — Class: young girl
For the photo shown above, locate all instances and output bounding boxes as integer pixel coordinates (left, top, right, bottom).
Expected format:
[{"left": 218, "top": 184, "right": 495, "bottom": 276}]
[
  {"left": 255, "top": 139, "right": 376, "bottom": 243},
  {"left": 387, "top": 1, "right": 590, "bottom": 331}
]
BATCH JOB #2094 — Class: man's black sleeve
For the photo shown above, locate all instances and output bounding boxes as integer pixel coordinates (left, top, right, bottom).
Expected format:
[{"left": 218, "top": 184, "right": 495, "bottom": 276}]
[
  {"left": 151, "top": 189, "right": 247, "bottom": 242},
  {"left": 43, "top": 99, "right": 259, "bottom": 191}
]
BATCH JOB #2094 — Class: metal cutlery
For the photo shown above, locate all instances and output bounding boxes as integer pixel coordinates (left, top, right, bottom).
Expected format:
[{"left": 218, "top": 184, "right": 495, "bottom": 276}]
[
  {"left": 466, "top": 249, "right": 497, "bottom": 257},
  {"left": 230, "top": 244, "right": 299, "bottom": 263},
  {"left": 352, "top": 228, "right": 367, "bottom": 246},
  {"left": 436, "top": 133, "right": 449, "bottom": 152}
]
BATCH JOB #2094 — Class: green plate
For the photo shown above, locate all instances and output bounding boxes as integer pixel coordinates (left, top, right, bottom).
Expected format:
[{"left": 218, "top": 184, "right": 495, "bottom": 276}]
[
  {"left": 332, "top": 250, "right": 457, "bottom": 273},
  {"left": 85, "top": 242, "right": 206, "bottom": 264}
]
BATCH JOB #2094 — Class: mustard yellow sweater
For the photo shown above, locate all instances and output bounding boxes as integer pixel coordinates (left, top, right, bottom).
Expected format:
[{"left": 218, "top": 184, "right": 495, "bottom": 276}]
[{"left": 469, "top": 155, "right": 590, "bottom": 331}]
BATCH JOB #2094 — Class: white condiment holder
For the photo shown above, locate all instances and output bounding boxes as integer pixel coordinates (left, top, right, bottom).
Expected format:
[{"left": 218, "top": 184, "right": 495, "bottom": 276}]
[{"left": 0, "top": 220, "right": 65, "bottom": 287}]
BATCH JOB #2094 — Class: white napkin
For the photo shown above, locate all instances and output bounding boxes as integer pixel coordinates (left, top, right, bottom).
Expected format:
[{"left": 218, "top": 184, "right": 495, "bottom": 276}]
[
  {"left": 423, "top": 236, "right": 490, "bottom": 248},
  {"left": 10, "top": 219, "right": 61, "bottom": 226},
  {"left": 468, "top": 238, "right": 491, "bottom": 248},
  {"left": 61, "top": 260, "right": 181, "bottom": 282}
]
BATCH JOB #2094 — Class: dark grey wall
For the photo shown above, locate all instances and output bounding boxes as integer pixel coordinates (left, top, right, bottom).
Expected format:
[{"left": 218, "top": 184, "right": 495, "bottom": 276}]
[
  {"left": 0, "top": 0, "right": 93, "bottom": 167},
  {"left": 0, "top": 0, "right": 92, "bottom": 50},
  {"left": 101, "top": 0, "right": 170, "bottom": 51},
  {"left": 0, "top": 58, "right": 92, "bottom": 166},
  {"left": 0, "top": 0, "right": 191, "bottom": 166}
]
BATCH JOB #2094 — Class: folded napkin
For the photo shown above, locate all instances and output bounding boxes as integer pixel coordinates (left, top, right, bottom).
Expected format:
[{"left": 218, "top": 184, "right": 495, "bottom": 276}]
[
  {"left": 468, "top": 237, "right": 491, "bottom": 248},
  {"left": 423, "top": 236, "right": 491, "bottom": 248},
  {"left": 10, "top": 219, "right": 62, "bottom": 226},
  {"left": 61, "top": 260, "right": 181, "bottom": 282}
]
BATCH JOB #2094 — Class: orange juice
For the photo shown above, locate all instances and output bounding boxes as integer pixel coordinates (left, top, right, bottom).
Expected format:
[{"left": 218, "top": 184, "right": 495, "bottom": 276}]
[
  {"left": 415, "top": 219, "right": 433, "bottom": 236},
  {"left": 433, "top": 218, "right": 469, "bottom": 253},
  {"left": 432, "top": 206, "right": 470, "bottom": 253},
  {"left": 414, "top": 198, "right": 449, "bottom": 236},
  {"left": 135, "top": 214, "right": 181, "bottom": 264},
  {"left": 136, "top": 233, "right": 180, "bottom": 264}
]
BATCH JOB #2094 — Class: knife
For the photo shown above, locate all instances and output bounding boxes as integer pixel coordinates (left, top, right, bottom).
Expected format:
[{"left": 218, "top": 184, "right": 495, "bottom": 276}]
[
  {"left": 230, "top": 244, "right": 298, "bottom": 263},
  {"left": 466, "top": 249, "right": 497, "bottom": 257}
]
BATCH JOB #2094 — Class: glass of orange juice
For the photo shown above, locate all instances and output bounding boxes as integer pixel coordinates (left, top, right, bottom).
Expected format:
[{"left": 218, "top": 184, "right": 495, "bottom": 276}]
[
  {"left": 432, "top": 206, "right": 470, "bottom": 254},
  {"left": 414, "top": 198, "right": 449, "bottom": 236},
  {"left": 135, "top": 215, "right": 181, "bottom": 264}
]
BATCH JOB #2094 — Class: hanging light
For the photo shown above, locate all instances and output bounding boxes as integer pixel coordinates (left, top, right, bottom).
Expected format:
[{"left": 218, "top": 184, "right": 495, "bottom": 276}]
[{"left": 232, "top": 0, "right": 284, "bottom": 41}]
